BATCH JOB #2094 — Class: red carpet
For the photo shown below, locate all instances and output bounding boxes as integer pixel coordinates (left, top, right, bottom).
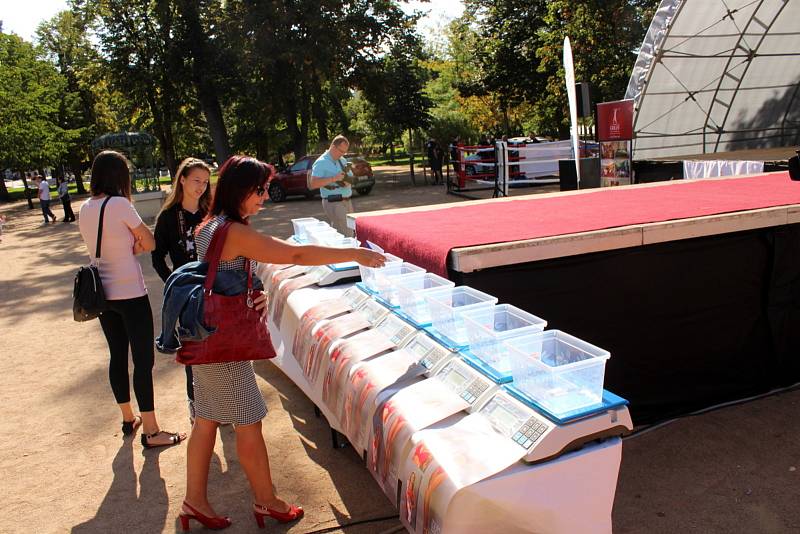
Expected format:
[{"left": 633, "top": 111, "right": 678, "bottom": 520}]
[{"left": 355, "top": 172, "right": 800, "bottom": 276}]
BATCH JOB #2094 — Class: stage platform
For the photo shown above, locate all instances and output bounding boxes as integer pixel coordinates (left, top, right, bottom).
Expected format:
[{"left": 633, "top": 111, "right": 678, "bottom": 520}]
[{"left": 349, "top": 173, "right": 800, "bottom": 423}]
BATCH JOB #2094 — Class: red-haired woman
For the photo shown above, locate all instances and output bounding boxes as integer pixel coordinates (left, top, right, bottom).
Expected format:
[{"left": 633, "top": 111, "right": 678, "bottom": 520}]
[{"left": 180, "top": 155, "right": 385, "bottom": 531}]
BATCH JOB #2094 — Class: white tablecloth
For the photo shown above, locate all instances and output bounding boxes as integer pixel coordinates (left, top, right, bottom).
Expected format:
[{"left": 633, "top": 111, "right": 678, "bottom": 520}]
[{"left": 266, "top": 283, "right": 621, "bottom": 534}]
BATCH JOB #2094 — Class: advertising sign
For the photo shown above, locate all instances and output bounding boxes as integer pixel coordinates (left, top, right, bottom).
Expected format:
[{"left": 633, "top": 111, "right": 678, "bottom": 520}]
[{"left": 597, "top": 99, "right": 634, "bottom": 186}]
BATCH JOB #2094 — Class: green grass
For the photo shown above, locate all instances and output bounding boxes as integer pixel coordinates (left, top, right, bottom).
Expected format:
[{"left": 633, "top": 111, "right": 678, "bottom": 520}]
[{"left": 364, "top": 153, "right": 425, "bottom": 167}]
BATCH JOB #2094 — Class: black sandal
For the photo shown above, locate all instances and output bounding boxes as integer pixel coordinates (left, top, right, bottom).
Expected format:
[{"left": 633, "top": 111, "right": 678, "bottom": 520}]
[
  {"left": 141, "top": 430, "right": 185, "bottom": 449},
  {"left": 121, "top": 415, "right": 142, "bottom": 436}
]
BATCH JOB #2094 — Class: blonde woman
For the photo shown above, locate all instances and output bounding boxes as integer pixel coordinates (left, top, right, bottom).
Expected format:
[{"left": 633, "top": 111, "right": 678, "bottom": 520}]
[{"left": 152, "top": 158, "right": 212, "bottom": 421}]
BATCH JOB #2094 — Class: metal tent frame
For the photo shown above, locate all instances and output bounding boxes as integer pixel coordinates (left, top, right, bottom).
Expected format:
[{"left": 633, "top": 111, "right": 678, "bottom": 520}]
[{"left": 625, "top": 0, "right": 800, "bottom": 160}]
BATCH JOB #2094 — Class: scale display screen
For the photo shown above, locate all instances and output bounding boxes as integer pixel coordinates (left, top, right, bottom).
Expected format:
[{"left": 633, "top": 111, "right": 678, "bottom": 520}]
[
  {"left": 307, "top": 265, "right": 329, "bottom": 280},
  {"left": 356, "top": 299, "right": 389, "bottom": 325},
  {"left": 406, "top": 336, "right": 433, "bottom": 360},
  {"left": 484, "top": 402, "right": 520, "bottom": 436},
  {"left": 341, "top": 286, "right": 369, "bottom": 308},
  {"left": 443, "top": 366, "right": 470, "bottom": 389},
  {"left": 375, "top": 315, "right": 415, "bottom": 346}
]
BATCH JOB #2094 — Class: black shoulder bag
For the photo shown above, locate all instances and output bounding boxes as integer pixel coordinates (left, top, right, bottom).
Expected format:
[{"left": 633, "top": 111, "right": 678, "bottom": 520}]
[{"left": 73, "top": 197, "right": 112, "bottom": 322}]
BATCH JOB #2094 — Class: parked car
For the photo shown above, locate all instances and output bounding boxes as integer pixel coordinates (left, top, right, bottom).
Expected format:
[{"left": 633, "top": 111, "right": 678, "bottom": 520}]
[
  {"left": 464, "top": 148, "right": 496, "bottom": 176},
  {"left": 267, "top": 155, "right": 375, "bottom": 202}
]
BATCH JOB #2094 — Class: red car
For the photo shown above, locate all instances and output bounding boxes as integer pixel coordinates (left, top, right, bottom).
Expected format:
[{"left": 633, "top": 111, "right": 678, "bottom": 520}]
[{"left": 267, "top": 155, "right": 375, "bottom": 202}]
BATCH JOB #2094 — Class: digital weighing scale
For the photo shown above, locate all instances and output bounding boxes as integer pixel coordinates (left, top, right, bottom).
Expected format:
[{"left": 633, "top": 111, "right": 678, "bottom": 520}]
[
  {"left": 339, "top": 284, "right": 371, "bottom": 309},
  {"left": 307, "top": 261, "right": 362, "bottom": 287},
  {"left": 354, "top": 296, "right": 392, "bottom": 326},
  {"left": 479, "top": 388, "right": 632, "bottom": 464},
  {"left": 401, "top": 330, "right": 459, "bottom": 376},
  {"left": 432, "top": 358, "right": 501, "bottom": 412}
]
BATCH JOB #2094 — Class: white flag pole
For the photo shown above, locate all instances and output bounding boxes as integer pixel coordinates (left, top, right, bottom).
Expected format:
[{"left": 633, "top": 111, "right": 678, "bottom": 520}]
[{"left": 564, "top": 37, "right": 581, "bottom": 188}]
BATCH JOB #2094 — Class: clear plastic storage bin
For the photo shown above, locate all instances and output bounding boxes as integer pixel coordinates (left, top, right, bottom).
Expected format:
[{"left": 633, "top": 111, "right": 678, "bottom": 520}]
[
  {"left": 291, "top": 217, "right": 320, "bottom": 240},
  {"left": 504, "top": 330, "right": 610, "bottom": 417},
  {"left": 424, "top": 286, "right": 498, "bottom": 346},
  {"left": 461, "top": 304, "right": 547, "bottom": 366},
  {"left": 308, "top": 229, "right": 345, "bottom": 244},
  {"left": 374, "top": 263, "right": 426, "bottom": 304},
  {"left": 359, "top": 253, "right": 403, "bottom": 292},
  {"left": 327, "top": 237, "right": 360, "bottom": 249},
  {"left": 394, "top": 273, "right": 455, "bottom": 325}
]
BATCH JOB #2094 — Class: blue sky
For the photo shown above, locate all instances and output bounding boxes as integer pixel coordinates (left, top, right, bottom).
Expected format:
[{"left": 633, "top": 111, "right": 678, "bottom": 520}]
[{"left": 2, "top": 0, "right": 465, "bottom": 42}]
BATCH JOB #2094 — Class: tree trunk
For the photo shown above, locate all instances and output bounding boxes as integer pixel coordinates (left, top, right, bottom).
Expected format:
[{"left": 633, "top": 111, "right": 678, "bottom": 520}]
[
  {"left": 178, "top": 0, "right": 231, "bottom": 164},
  {"left": 0, "top": 174, "right": 9, "bottom": 202},
  {"left": 20, "top": 174, "right": 34, "bottom": 209},
  {"left": 146, "top": 89, "right": 178, "bottom": 181},
  {"left": 69, "top": 157, "right": 86, "bottom": 194},
  {"left": 283, "top": 91, "right": 305, "bottom": 158},
  {"left": 311, "top": 75, "right": 329, "bottom": 145},
  {"left": 298, "top": 83, "right": 310, "bottom": 156},
  {"left": 199, "top": 93, "right": 230, "bottom": 165}
]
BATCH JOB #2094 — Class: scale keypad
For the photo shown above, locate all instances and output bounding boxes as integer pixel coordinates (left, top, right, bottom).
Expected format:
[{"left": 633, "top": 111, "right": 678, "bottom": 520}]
[
  {"left": 512, "top": 416, "right": 548, "bottom": 449},
  {"left": 459, "top": 380, "right": 489, "bottom": 404},
  {"left": 420, "top": 346, "right": 450, "bottom": 370}
]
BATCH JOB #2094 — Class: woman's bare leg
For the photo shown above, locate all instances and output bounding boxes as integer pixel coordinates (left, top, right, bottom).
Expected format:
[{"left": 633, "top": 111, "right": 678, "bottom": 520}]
[
  {"left": 234, "top": 421, "right": 291, "bottom": 512},
  {"left": 184, "top": 417, "right": 220, "bottom": 516}
]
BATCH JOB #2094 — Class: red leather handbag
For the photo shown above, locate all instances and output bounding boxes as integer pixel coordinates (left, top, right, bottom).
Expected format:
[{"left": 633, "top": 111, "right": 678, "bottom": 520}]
[{"left": 177, "top": 221, "right": 276, "bottom": 365}]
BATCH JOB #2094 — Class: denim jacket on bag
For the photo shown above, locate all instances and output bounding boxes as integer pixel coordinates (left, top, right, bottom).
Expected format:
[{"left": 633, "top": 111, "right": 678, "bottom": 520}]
[{"left": 155, "top": 261, "right": 264, "bottom": 354}]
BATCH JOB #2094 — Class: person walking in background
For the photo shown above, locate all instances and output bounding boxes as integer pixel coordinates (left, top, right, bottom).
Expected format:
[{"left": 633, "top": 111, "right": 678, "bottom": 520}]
[
  {"left": 79, "top": 150, "right": 186, "bottom": 449},
  {"left": 152, "top": 157, "right": 212, "bottom": 423},
  {"left": 35, "top": 175, "right": 56, "bottom": 224},
  {"left": 56, "top": 176, "right": 76, "bottom": 222},
  {"left": 426, "top": 139, "right": 444, "bottom": 186},
  {"left": 179, "top": 155, "right": 385, "bottom": 531},
  {"left": 308, "top": 135, "right": 355, "bottom": 236}
]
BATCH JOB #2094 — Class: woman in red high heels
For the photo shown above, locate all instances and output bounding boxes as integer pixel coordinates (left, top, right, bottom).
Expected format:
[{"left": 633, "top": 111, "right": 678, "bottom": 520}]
[{"left": 179, "top": 156, "right": 385, "bottom": 531}]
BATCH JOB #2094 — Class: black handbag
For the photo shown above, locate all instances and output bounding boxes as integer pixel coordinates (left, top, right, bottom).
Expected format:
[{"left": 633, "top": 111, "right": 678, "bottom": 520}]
[{"left": 73, "top": 197, "right": 112, "bottom": 322}]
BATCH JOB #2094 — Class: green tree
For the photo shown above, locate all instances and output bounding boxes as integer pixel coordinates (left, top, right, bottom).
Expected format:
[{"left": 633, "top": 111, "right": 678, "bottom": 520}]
[
  {"left": 78, "top": 0, "right": 186, "bottom": 175},
  {"left": 360, "top": 44, "right": 433, "bottom": 158},
  {"left": 172, "top": 0, "right": 232, "bottom": 163},
  {"left": 36, "top": 10, "right": 115, "bottom": 193},
  {"left": 0, "top": 33, "right": 68, "bottom": 205},
  {"left": 227, "top": 0, "right": 420, "bottom": 158},
  {"left": 533, "top": 0, "right": 656, "bottom": 136}
]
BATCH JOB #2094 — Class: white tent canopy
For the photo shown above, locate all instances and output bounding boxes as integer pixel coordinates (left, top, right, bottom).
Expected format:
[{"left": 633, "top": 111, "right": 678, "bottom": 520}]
[{"left": 625, "top": 0, "right": 800, "bottom": 160}]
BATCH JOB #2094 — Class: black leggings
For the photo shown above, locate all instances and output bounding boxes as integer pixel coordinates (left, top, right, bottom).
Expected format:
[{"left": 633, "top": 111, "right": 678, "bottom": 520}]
[{"left": 98, "top": 295, "right": 155, "bottom": 412}]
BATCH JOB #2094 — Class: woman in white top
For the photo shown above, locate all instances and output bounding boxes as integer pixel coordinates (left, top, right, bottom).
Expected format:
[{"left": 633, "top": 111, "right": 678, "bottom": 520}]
[{"left": 79, "top": 150, "right": 185, "bottom": 449}]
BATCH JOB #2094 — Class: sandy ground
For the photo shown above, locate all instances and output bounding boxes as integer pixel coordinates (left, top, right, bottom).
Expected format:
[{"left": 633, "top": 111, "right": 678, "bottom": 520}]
[{"left": 0, "top": 167, "right": 798, "bottom": 534}]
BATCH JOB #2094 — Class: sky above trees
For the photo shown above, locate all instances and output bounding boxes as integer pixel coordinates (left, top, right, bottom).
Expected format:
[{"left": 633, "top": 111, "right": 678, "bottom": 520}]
[{"left": 4, "top": 0, "right": 466, "bottom": 41}]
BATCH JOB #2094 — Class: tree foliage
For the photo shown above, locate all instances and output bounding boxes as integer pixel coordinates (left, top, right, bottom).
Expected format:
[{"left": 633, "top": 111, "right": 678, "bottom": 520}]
[{"left": 0, "top": 33, "right": 71, "bottom": 201}]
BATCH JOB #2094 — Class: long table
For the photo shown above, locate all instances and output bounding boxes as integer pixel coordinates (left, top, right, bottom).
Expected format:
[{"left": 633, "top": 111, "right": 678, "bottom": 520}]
[
  {"left": 265, "top": 282, "right": 622, "bottom": 534},
  {"left": 349, "top": 174, "right": 800, "bottom": 423}
]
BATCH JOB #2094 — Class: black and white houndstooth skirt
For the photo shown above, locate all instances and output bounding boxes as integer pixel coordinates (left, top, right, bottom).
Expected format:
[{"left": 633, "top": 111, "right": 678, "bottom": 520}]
[{"left": 192, "top": 361, "right": 267, "bottom": 425}]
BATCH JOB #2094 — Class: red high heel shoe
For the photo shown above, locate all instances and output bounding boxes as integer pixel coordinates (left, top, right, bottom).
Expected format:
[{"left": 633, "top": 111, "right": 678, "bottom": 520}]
[
  {"left": 179, "top": 501, "right": 232, "bottom": 531},
  {"left": 253, "top": 502, "right": 304, "bottom": 527}
]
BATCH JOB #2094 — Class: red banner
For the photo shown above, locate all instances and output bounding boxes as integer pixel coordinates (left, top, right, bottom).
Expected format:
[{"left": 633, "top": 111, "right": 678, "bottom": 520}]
[{"left": 597, "top": 99, "right": 634, "bottom": 141}]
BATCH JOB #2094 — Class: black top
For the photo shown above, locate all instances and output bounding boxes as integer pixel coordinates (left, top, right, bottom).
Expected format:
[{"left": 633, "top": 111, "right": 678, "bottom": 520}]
[{"left": 151, "top": 204, "right": 206, "bottom": 282}]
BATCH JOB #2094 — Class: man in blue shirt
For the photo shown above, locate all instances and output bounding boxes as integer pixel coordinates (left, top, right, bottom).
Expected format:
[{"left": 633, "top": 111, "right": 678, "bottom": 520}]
[{"left": 309, "top": 135, "right": 355, "bottom": 236}]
